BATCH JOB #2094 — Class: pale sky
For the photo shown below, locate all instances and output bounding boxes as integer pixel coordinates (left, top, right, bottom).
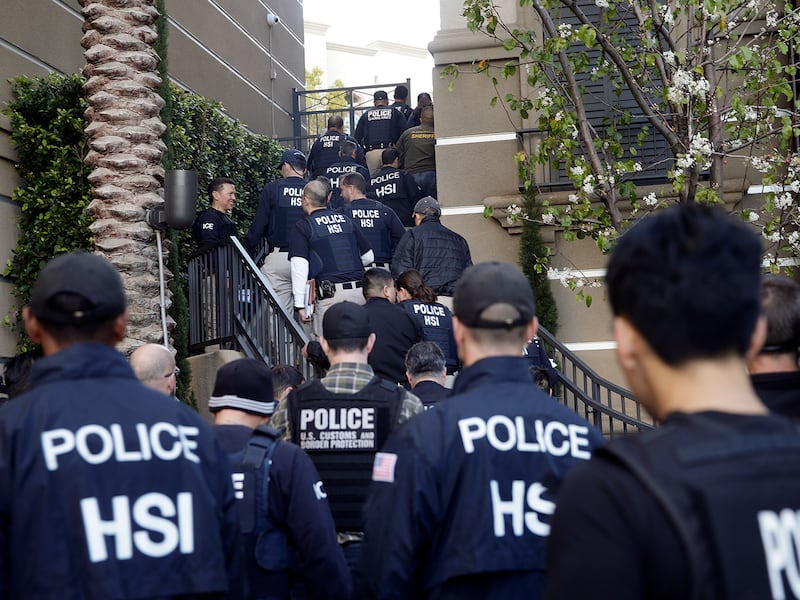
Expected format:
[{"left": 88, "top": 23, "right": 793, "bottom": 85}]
[{"left": 302, "top": 0, "right": 441, "bottom": 49}]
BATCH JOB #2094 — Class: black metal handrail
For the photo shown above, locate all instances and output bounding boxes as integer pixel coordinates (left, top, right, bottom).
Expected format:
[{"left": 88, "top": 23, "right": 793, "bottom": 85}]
[
  {"left": 187, "top": 238, "right": 318, "bottom": 381},
  {"left": 537, "top": 325, "right": 655, "bottom": 437},
  {"left": 187, "top": 241, "right": 653, "bottom": 435}
]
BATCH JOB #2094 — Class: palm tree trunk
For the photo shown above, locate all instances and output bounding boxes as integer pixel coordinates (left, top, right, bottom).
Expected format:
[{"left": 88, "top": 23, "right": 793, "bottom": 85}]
[{"left": 79, "top": 0, "right": 169, "bottom": 354}]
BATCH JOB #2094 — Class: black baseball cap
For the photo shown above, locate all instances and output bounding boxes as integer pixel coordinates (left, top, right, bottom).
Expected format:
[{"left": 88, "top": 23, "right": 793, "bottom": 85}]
[
  {"left": 29, "top": 252, "right": 127, "bottom": 325},
  {"left": 453, "top": 262, "right": 536, "bottom": 329},
  {"left": 374, "top": 90, "right": 388, "bottom": 101},
  {"left": 414, "top": 196, "right": 440, "bottom": 216},
  {"left": 323, "top": 302, "right": 372, "bottom": 340},
  {"left": 280, "top": 148, "right": 307, "bottom": 168},
  {"left": 209, "top": 358, "right": 276, "bottom": 416}
]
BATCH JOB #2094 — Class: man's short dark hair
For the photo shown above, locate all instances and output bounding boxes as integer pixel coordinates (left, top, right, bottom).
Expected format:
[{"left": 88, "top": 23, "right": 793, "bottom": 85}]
[
  {"left": 759, "top": 274, "right": 800, "bottom": 354},
  {"left": 208, "top": 177, "right": 234, "bottom": 201},
  {"left": 327, "top": 115, "right": 344, "bottom": 130},
  {"left": 325, "top": 337, "right": 370, "bottom": 353},
  {"left": 606, "top": 203, "right": 762, "bottom": 366},
  {"left": 271, "top": 364, "right": 305, "bottom": 397},
  {"left": 405, "top": 342, "right": 445, "bottom": 377},
  {"left": 339, "top": 140, "right": 357, "bottom": 158},
  {"left": 363, "top": 268, "right": 394, "bottom": 299},
  {"left": 341, "top": 172, "right": 367, "bottom": 195},
  {"left": 394, "top": 85, "right": 409, "bottom": 100},
  {"left": 382, "top": 148, "right": 400, "bottom": 165}
]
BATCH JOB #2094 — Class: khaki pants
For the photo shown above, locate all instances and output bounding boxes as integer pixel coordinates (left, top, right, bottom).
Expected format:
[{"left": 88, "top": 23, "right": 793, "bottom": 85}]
[
  {"left": 261, "top": 250, "right": 293, "bottom": 314},
  {"left": 365, "top": 149, "right": 384, "bottom": 177},
  {"left": 312, "top": 285, "right": 366, "bottom": 339}
]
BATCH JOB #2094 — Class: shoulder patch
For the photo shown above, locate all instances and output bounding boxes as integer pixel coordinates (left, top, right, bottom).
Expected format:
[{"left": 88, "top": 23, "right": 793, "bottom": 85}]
[{"left": 372, "top": 451, "right": 398, "bottom": 483}]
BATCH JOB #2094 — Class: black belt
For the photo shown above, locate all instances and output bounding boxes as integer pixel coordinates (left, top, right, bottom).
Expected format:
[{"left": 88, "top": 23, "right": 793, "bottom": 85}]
[
  {"left": 334, "top": 281, "right": 362, "bottom": 290},
  {"left": 365, "top": 143, "right": 392, "bottom": 152},
  {"left": 373, "top": 262, "right": 390, "bottom": 269}
]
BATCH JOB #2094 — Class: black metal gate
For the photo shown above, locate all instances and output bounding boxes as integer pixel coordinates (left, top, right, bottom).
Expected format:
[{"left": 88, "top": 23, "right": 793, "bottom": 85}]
[{"left": 280, "top": 80, "right": 412, "bottom": 153}]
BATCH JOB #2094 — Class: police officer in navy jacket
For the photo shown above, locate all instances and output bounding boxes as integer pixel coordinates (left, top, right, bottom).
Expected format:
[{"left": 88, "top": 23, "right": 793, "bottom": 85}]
[
  {"left": 360, "top": 262, "right": 604, "bottom": 599},
  {"left": 307, "top": 115, "right": 367, "bottom": 178},
  {"left": 354, "top": 90, "right": 407, "bottom": 175},
  {"left": 0, "top": 252, "right": 244, "bottom": 598},
  {"left": 324, "top": 140, "right": 371, "bottom": 210},
  {"left": 341, "top": 172, "right": 405, "bottom": 270},
  {"left": 289, "top": 179, "right": 373, "bottom": 340},
  {"left": 368, "top": 148, "right": 423, "bottom": 228},
  {"left": 245, "top": 149, "right": 309, "bottom": 313},
  {"left": 209, "top": 359, "right": 352, "bottom": 600}
]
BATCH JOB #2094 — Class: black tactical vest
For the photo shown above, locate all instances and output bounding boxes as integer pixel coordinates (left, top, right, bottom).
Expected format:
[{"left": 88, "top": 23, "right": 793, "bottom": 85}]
[
  {"left": 307, "top": 209, "right": 364, "bottom": 282},
  {"left": 287, "top": 377, "right": 403, "bottom": 531},
  {"left": 601, "top": 428, "right": 800, "bottom": 599},
  {"left": 402, "top": 299, "right": 458, "bottom": 370},
  {"left": 345, "top": 199, "right": 393, "bottom": 262},
  {"left": 268, "top": 178, "right": 307, "bottom": 248}
]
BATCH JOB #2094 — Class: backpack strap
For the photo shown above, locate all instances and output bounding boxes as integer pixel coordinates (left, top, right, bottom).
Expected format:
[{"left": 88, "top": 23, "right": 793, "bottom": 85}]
[
  {"left": 237, "top": 425, "right": 280, "bottom": 533},
  {"left": 598, "top": 445, "right": 703, "bottom": 600}
]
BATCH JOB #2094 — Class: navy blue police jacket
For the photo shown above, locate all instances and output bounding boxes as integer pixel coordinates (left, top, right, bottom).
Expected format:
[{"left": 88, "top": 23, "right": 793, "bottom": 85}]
[
  {"left": 307, "top": 131, "right": 366, "bottom": 177},
  {"left": 368, "top": 166, "right": 423, "bottom": 228},
  {"left": 245, "top": 176, "right": 308, "bottom": 255},
  {"left": 324, "top": 159, "right": 371, "bottom": 209},
  {"left": 0, "top": 343, "right": 244, "bottom": 599},
  {"left": 360, "top": 356, "right": 605, "bottom": 600},
  {"left": 214, "top": 425, "right": 352, "bottom": 600}
]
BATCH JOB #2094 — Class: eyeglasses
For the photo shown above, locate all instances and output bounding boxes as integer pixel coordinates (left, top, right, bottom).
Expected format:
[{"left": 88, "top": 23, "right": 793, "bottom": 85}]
[{"left": 164, "top": 367, "right": 180, "bottom": 379}]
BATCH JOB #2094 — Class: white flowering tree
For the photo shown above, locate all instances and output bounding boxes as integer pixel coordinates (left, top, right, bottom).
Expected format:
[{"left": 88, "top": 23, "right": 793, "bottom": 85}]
[{"left": 451, "top": 0, "right": 800, "bottom": 267}]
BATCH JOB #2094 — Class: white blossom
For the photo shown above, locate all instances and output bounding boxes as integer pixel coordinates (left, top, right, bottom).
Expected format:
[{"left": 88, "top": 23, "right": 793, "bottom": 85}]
[
  {"left": 558, "top": 23, "right": 573, "bottom": 38},
  {"left": 568, "top": 193, "right": 579, "bottom": 203},
  {"left": 676, "top": 154, "right": 695, "bottom": 169},
  {"left": 789, "top": 180, "right": 800, "bottom": 193},
  {"left": 667, "top": 69, "right": 710, "bottom": 104},
  {"left": 663, "top": 51, "right": 676, "bottom": 66},
  {"left": 775, "top": 192, "right": 794, "bottom": 210},
  {"left": 595, "top": 0, "right": 609, "bottom": 8},
  {"left": 748, "top": 211, "right": 760, "bottom": 222},
  {"left": 644, "top": 192, "right": 659, "bottom": 207},
  {"left": 766, "top": 9, "right": 778, "bottom": 28},
  {"left": 582, "top": 174, "right": 596, "bottom": 194},
  {"left": 633, "top": 162, "right": 643, "bottom": 172},
  {"left": 750, "top": 156, "right": 771, "bottom": 173},
  {"left": 661, "top": 7, "right": 675, "bottom": 26},
  {"left": 764, "top": 230, "right": 781, "bottom": 243},
  {"left": 542, "top": 212, "right": 556, "bottom": 225}
]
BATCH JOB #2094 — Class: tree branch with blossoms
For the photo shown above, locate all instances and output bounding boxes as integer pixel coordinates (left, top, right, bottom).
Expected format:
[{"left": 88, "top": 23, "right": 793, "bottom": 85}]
[{"left": 448, "top": 0, "right": 800, "bottom": 270}]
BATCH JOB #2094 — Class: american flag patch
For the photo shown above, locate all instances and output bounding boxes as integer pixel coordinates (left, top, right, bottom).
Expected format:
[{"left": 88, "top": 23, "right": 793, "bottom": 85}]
[{"left": 372, "top": 452, "right": 398, "bottom": 483}]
